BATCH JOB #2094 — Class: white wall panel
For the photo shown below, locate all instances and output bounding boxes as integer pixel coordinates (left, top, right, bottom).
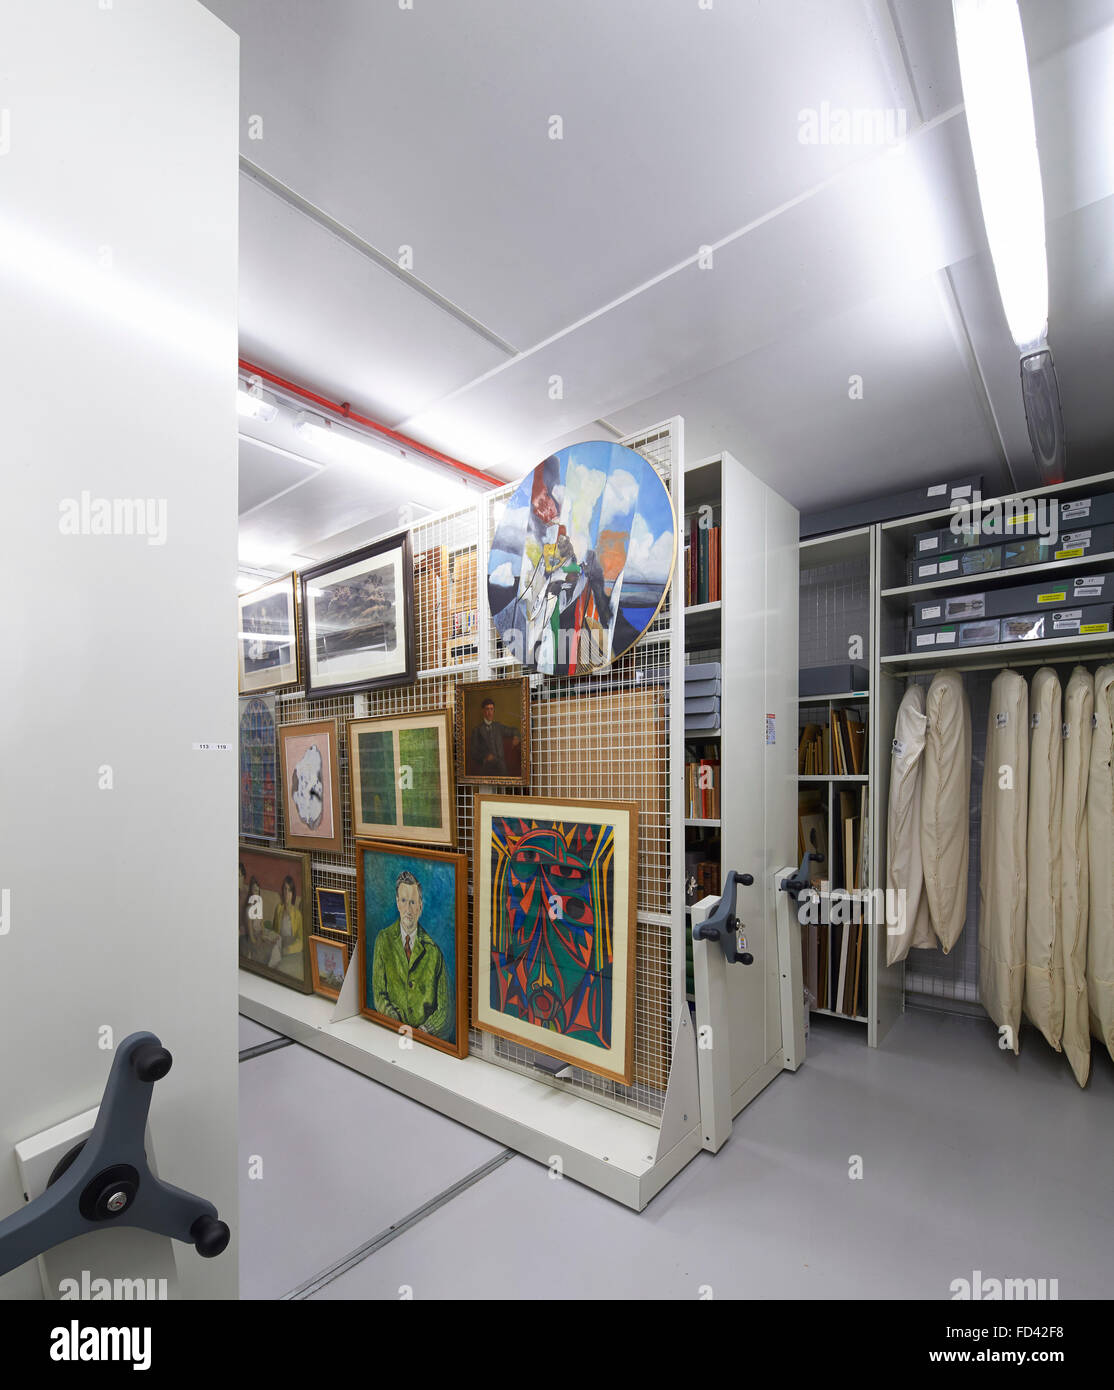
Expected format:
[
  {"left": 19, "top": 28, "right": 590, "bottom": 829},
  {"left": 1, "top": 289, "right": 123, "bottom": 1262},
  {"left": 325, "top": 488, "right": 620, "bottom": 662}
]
[{"left": 0, "top": 0, "right": 239, "bottom": 1299}]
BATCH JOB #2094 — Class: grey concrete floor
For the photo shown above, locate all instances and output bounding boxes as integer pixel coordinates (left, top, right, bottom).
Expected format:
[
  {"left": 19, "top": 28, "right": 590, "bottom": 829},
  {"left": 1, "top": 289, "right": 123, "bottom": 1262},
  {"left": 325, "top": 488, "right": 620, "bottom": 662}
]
[{"left": 238, "top": 1008, "right": 1114, "bottom": 1300}]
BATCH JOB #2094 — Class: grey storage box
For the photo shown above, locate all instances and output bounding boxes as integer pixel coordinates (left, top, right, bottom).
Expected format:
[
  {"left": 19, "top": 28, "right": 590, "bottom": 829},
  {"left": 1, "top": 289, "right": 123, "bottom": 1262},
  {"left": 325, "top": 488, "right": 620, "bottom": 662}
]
[
  {"left": 913, "top": 574, "right": 1114, "bottom": 628},
  {"left": 798, "top": 663, "right": 869, "bottom": 696}
]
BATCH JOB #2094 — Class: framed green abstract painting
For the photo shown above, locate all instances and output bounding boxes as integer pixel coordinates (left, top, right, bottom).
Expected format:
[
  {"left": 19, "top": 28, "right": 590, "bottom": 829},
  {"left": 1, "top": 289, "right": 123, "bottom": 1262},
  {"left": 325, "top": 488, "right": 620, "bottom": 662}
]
[
  {"left": 473, "top": 794, "right": 638, "bottom": 1084},
  {"left": 348, "top": 709, "right": 455, "bottom": 847}
]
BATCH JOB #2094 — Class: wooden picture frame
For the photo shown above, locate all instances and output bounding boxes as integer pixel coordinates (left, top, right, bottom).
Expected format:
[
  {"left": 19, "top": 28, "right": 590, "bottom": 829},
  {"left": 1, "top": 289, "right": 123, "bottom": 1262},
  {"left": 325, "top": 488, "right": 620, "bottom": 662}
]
[
  {"left": 309, "top": 934, "right": 350, "bottom": 1002},
  {"left": 299, "top": 533, "right": 416, "bottom": 699},
  {"left": 315, "top": 885, "right": 351, "bottom": 935},
  {"left": 238, "top": 573, "right": 300, "bottom": 694},
  {"left": 279, "top": 718, "right": 343, "bottom": 853},
  {"left": 472, "top": 794, "right": 638, "bottom": 1084},
  {"left": 356, "top": 841, "right": 469, "bottom": 1058},
  {"left": 239, "top": 843, "right": 314, "bottom": 994},
  {"left": 455, "top": 677, "right": 531, "bottom": 786},
  {"left": 348, "top": 708, "right": 455, "bottom": 847},
  {"left": 414, "top": 543, "right": 449, "bottom": 670},
  {"left": 238, "top": 694, "right": 279, "bottom": 840}
]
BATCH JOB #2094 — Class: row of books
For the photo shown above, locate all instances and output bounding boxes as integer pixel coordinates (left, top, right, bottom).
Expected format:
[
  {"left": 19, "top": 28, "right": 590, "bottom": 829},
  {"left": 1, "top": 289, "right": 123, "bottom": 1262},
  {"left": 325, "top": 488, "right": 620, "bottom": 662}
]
[
  {"left": 683, "top": 514, "right": 721, "bottom": 607},
  {"left": 797, "top": 707, "right": 867, "bottom": 776},
  {"left": 804, "top": 919, "right": 867, "bottom": 1019},
  {"left": 684, "top": 754, "right": 720, "bottom": 820},
  {"left": 797, "top": 786, "right": 869, "bottom": 893}
]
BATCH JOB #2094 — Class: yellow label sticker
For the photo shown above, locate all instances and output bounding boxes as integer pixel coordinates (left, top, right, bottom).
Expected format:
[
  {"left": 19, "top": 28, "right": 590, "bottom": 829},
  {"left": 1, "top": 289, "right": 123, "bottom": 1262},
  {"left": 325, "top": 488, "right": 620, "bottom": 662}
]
[
  {"left": 1054, "top": 547, "right": 1083, "bottom": 560},
  {"left": 1081, "top": 623, "right": 1110, "bottom": 634},
  {"left": 1037, "top": 591, "right": 1067, "bottom": 603}
]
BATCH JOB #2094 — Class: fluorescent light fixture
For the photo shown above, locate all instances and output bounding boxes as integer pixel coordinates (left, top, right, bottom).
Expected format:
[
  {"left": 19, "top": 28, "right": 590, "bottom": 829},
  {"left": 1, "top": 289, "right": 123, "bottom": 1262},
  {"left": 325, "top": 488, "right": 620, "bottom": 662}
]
[
  {"left": 953, "top": 0, "right": 1048, "bottom": 351},
  {"left": 237, "top": 379, "right": 278, "bottom": 423},
  {"left": 294, "top": 410, "right": 403, "bottom": 466}
]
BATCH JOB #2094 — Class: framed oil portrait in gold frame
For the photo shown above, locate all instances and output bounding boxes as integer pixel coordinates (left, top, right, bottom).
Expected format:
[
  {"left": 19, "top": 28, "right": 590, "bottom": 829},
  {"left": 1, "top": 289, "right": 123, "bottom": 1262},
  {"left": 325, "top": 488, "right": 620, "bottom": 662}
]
[
  {"left": 356, "top": 840, "right": 468, "bottom": 1058},
  {"left": 472, "top": 794, "right": 638, "bottom": 1085},
  {"left": 454, "top": 677, "right": 530, "bottom": 787},
  {"left": 348, "top": 709, "right": 455, "bottom": 846},
  {"left": 279, "top": 718, "right": 343, "bottom": 854},
  {"left": 239, "top": 843, "right": 314, "bottom": 994}
]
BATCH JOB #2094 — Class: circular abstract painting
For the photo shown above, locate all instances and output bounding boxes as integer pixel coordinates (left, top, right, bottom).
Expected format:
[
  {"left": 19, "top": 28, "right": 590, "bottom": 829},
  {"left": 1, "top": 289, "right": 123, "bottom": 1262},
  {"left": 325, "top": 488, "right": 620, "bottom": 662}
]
[{"left": 488, "top": 441, "right": 676, "bottom": 676}]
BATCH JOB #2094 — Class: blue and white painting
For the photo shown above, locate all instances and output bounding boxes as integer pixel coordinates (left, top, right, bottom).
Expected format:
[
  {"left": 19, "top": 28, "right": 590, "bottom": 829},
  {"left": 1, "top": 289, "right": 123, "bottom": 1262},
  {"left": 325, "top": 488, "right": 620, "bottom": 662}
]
[{"left": 488, "top": 442, "right": 676, "bottom": 676}]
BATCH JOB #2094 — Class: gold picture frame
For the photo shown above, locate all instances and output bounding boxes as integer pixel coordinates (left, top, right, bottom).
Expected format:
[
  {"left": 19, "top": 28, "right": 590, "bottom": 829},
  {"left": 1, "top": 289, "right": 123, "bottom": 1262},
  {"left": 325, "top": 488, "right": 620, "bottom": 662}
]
[
  {"left": 472, "top": 794, "right": 638, "bottom": 1085},
  {"left": 348, "top": 709, "right": 455, "bottom": 847},
  {"left": 454, "top": 677, "right": 531, "bottom": 787}
]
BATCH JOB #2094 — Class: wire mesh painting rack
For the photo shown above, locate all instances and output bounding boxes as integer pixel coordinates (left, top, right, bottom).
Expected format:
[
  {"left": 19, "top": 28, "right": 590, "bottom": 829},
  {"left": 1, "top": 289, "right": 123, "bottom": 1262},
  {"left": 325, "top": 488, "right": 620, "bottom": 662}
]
[{"left": 251, "top": 420, "right": 686, "bottom": 1128}]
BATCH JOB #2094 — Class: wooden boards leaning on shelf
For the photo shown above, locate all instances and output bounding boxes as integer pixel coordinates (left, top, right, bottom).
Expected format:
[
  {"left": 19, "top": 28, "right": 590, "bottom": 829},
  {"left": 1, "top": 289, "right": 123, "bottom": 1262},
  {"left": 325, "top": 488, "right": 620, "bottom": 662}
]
[{"left": 798, "top": 705, "right": 868, "bottom": 777}]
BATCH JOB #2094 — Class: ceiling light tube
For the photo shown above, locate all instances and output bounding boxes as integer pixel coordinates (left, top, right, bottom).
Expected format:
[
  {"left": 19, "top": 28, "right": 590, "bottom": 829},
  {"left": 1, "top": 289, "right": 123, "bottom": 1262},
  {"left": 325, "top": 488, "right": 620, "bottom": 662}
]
[
  {"left": 953, "top": 0, "right": 1048, "bottom": 352},
  {"left": 293, "top": 409, "right": 405, "bottom": 466},
  {"left": 237, "top": 377, "right": 279, "bottom": 423}
]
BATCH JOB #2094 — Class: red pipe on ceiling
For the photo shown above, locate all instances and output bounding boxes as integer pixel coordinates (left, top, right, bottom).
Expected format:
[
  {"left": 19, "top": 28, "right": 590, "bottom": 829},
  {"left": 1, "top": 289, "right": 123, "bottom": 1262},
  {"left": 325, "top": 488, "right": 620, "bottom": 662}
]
[{"left": 238, "top": 356, "right": 502, "bottom": 488}]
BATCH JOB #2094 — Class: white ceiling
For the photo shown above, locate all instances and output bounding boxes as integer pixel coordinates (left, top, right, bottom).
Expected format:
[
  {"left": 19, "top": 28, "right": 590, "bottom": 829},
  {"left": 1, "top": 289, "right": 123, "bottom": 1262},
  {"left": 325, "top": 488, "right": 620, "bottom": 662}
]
[{"left": 203, "top": 0, "right": 1114, "bottom": 564}]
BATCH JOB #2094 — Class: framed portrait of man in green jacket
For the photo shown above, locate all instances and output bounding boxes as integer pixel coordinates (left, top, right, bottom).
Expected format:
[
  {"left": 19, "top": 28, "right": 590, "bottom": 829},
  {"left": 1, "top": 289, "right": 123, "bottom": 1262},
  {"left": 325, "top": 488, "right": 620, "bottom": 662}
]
[{"left": 356, "top": 840, "right": 469, "bottom": 1058}]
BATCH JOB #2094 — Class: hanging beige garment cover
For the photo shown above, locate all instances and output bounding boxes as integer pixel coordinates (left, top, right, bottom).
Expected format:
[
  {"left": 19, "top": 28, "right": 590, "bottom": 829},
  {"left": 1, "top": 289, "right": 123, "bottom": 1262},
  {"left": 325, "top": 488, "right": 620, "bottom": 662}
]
[
  {"left": 921, "top": 670, "right": 971, "bottom": 953},
  {"left": 1060, "top": 666, "right": 1093, "bottom": 1087},
  {"left": 1088, "top": 664, "right": 1114, "bottom": 1062},
  {"left": 1023, "top": 667, "right": 1063, "bottom": 1050},
  {"left": 978, "top": 669, "right": 1028, "bottom": 1054},
  {"left": 886, "top": 684, "right": 935, "bottom": 962}
]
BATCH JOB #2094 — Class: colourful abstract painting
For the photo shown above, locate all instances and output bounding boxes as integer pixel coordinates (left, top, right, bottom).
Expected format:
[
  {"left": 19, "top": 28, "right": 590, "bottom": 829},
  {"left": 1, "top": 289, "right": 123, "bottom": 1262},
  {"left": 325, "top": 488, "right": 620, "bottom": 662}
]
[
  {"left": 487, "top": 441, "right": 676, "bottom": 676},
  {"left": 238, "top": 695, "right": 277, "bottom": 840},
  {"left": 473, "top": 797, "right": 637, "bottom": 1084}
]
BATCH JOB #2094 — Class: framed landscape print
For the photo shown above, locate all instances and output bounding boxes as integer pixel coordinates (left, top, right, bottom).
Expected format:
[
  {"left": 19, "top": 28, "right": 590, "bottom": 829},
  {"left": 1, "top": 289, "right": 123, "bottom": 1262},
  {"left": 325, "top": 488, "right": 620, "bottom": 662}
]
[
  {"left": 238, "top": 694, "right": 278, "bottom": 840},
  {"left": 279, "top": 719, "right": 343, "bottom": 853},
  {"left": 309, "top": 934, "right": 349, "bottom": 1001},
  {"left": 300, "top": 533, "right": 416, "bottom": 699},
  {"left": 238, "top": 574, "right": 300, "bottom": 694},
  {"left": 455, "top": 677, "right": 530, "bottom": 786},
  {"left": 356, "top": 841, "right": 468, "bottom": 1058},
  {"left": 349, "top": 709, "right": 455, "bottom": 847},
  {"left": 315, "top": 885, "right": 350, "bottom": 934},
  {"left": 473, "top": 795, "right": 638, "bottom": 1084},
  {"left": 487, "top": 441, "right": 676, "bottom": 677},
  {"left": 239, "top": 843, "right": 314, "bottom": 994}
]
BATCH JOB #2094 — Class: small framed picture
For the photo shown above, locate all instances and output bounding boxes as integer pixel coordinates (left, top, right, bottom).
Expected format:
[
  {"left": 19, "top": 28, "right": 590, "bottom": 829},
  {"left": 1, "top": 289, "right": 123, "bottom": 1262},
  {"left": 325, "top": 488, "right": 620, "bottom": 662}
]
[
  {"left": 279, "top": 719, "right": 343, "bottom": 854},
  {"left": 309, "top": 934, "right": 350, "bottom": 1002},
  {"left": 239, "top": 843, "right": 314, "bottom": 994},
  {"left": 315, "top": 885, "right": 350, "bottom": 934},
  {"left": 348, "top": 709, "right": 455, "bottom": 847},
  {"left": 356, "top": 841, "right": 468, "bottom": 1058},
  {"left": 299, "top": 533, "right": 416, "bottom": 699},
  {"left": 455, "top": 677, "right": 530, "bottom": 786},
  {"left": 238, "top": 574, "right": 300, "bottom": 694}
]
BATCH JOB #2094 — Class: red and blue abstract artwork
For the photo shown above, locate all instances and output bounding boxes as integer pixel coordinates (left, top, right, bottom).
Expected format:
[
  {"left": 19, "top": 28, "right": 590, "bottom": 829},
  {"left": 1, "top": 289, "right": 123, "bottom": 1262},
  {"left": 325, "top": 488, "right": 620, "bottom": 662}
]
[{"left": 488, "top": 816, "right": 615, "bottom": 1050}]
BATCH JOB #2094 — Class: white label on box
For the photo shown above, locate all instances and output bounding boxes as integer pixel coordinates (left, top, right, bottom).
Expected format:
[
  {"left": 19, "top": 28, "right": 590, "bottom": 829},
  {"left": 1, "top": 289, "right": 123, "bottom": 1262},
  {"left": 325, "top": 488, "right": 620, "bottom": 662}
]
[
  {"left": 1055, "top": 609, "right": 1083, "bottom": 621},
  {"left": 952, "top": 485, "right": 972, "bottom": 499},
  {"left": 1054, "top": 618, "right": 1081, "bottom": 631},
  {"left": 921, "top": 605, "right": 942, "bottom": 621},
  {"left": 939, "top": 559, "right": 959, "bottom": 574},
  {"left": 928, "top": 484, "right": 948, "bottom": 497},
  {"left": 921, "top": 536, "right": 939, "bottom": 552},
  {"left": 1062, "top": 530, "right": 1092, "bottom": 545},
  {"left": 916, "top": 633, "right": 935, "bottom": 647},
  {"left": 1062, "top": 500, "right": 1090, "bottom": 520},
  {"left": 919, "top": 563, "right": 939, "bottom": 578},
  {"left": 1074, "top": 577, "right": 1104, "bottom": 596},
  {"left": 937, "top": 630, "right": 957, "bottom": 644}
]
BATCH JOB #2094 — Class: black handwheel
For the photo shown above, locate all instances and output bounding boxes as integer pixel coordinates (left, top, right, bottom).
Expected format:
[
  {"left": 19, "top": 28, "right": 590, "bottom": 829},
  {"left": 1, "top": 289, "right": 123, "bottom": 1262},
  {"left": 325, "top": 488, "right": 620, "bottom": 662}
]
[
  {"left": 190, "top": 1214, "right": 230, "bottom": 1258},
  {"left": 132, "top": 1043, "right": 173, "bottom": 1083},
  {"left": 740, "top": 873, "right": 754, "bottom": 886}
]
